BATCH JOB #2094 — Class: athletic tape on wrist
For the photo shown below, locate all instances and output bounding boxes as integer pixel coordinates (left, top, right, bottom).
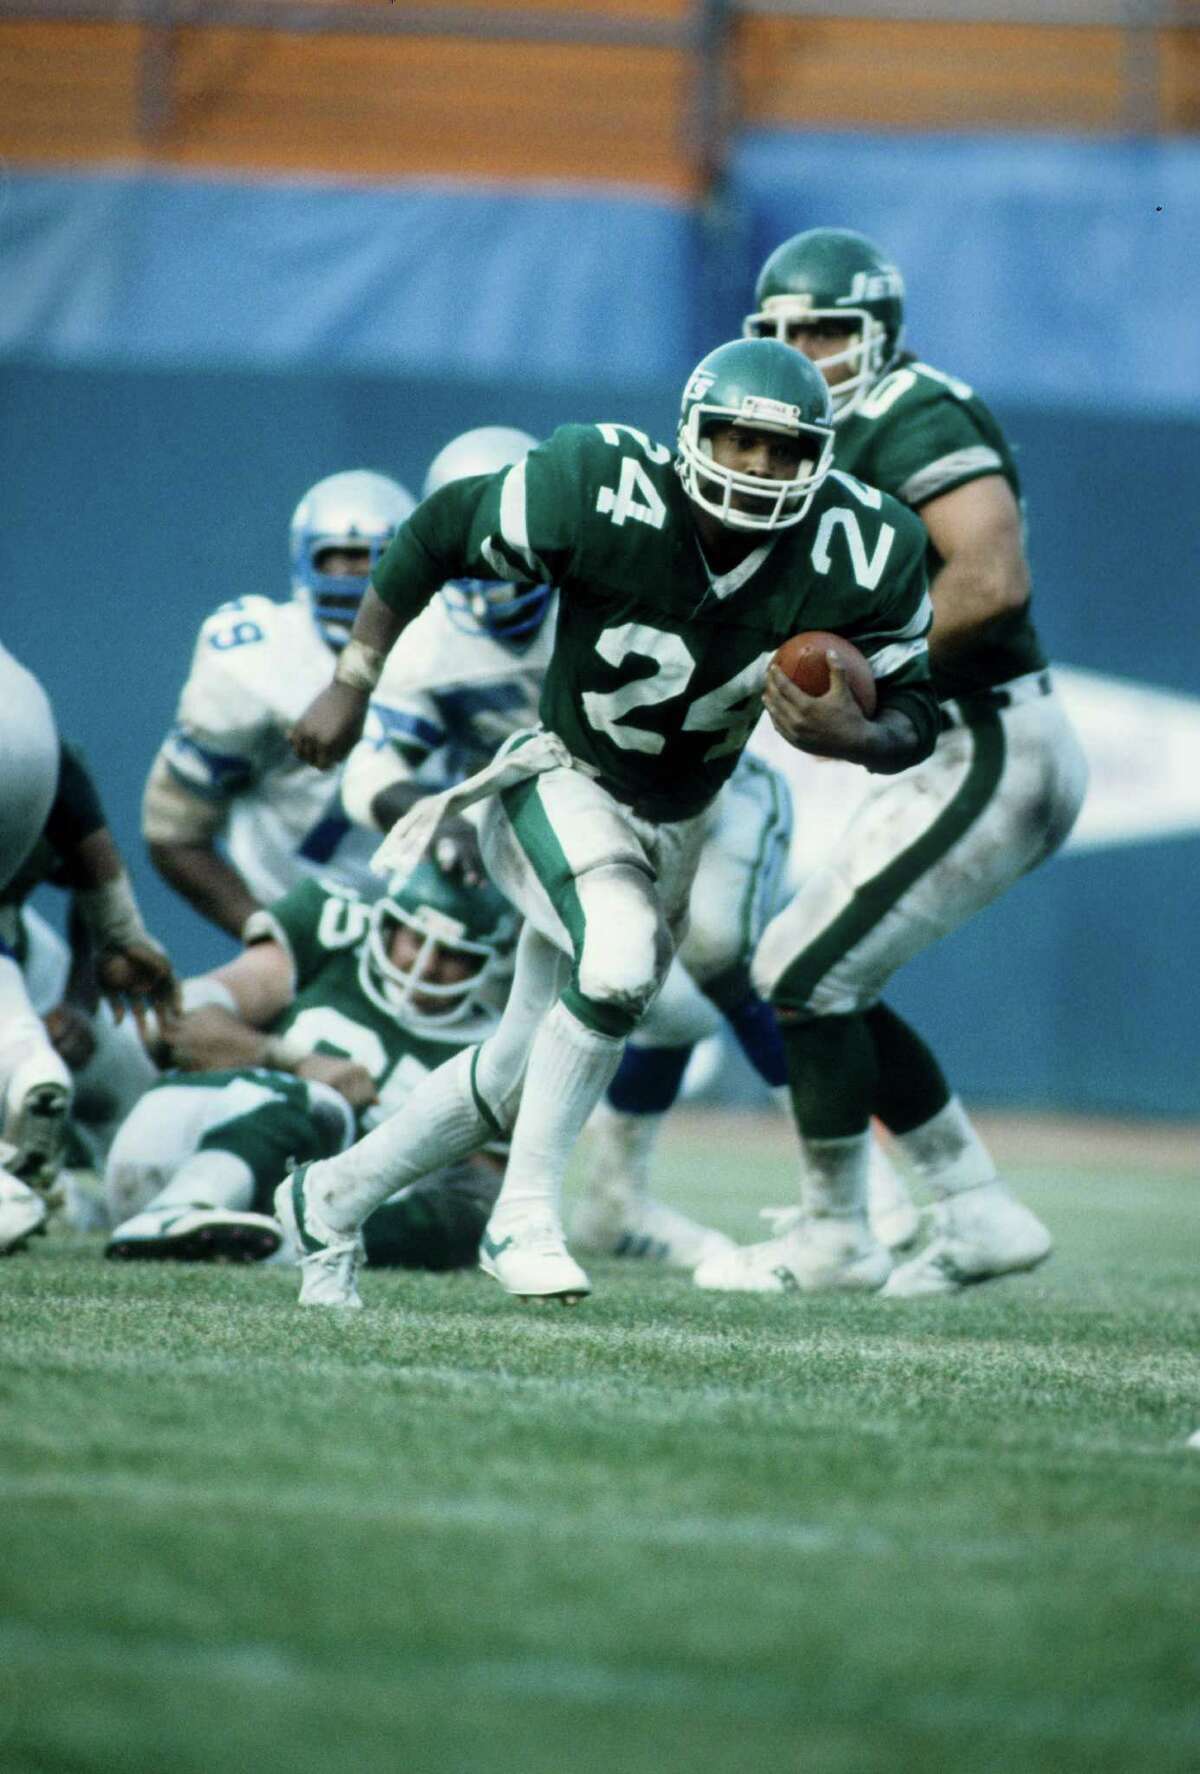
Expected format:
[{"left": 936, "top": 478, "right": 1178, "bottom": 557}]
[
  {"left": 259, "top": 1030, "right": 312, "bottom": 1071},
  {"left": 75, "top": 872, "right": 151, "bottom": 950},
  {"left": 334, "top": 640, "right": 386, "bottom": 693}
]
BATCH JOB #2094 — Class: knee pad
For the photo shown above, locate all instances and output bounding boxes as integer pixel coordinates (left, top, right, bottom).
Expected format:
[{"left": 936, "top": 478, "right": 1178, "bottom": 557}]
[{"left": 575, "top": 864, "right": 673, "bottom": 1025}]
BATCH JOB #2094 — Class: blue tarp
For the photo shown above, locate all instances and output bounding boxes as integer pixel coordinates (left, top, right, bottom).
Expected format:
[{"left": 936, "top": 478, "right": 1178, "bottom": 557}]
[
  {"left": 0, "top": 168, "right": 699, "bottom": 384},
  {"left": 4, "top": 138, "right": 1200, "bottom": 413}
]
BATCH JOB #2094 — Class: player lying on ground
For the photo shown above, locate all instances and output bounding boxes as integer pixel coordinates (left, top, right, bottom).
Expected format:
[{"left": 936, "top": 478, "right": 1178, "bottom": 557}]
[
  {"left": 0, "top": 650, "right": 177, "bottom": 1254},
  {"left": 143, "top": 469, "right": 415, "bottom": 939},
  {"left": 104, "top": 865, "right": 513, "bottom": 1270},
  {"left": 279, "top": 337, "right": 940, "bottom": 1309},
  {"left": 688, "top": 228, "right": 1087, "bottom": 1298}
]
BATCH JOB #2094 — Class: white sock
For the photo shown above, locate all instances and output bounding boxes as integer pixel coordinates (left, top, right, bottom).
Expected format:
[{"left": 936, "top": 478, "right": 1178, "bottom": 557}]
[
  {"left": 151, "top": 1151, "right": 255, "bottom": 1214},
  {"left": 311, "top": 1048, "right": 493, "bottom": 1236},
  {"left": 798, "top": 1132, "right": 871, "bottom": 1222},
  {"left": 583, "top": 1099, "right": 661, "bottom": 1203},
  {"left": 491, "top": 1001, "right": 625, "bottom": 1227},
  {"left": 893, "top": 1098, "right": 996, "bottom": 1200}
]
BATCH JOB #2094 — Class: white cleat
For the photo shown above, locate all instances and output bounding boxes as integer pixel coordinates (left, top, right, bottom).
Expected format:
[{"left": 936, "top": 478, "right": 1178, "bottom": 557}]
[
  {"left": 570, "top": 1188, "right": 734, "bottom": 1271},
  {"left": 1186, "top": 1431, "right": 1200, "bottom": 1452},
  {"left": 274, "top": 1165, "right": 364, "bottom": 1309},
  {"left": 881, "top": 1180, "right": 1052, "bottom": 1298},
  {"left": 479, "top": 1214, "right": 591, "bottom": 1303},
  {"left": 0, "top": 1166, "right": 49, "bottom": 1254},
  {"left": 3, "top": 1060, "right": 71, "bottom": 1192},
  {"left": 867, "top": 1144, "right": 920, "bottom": 1252},
  {"left": 693, "top": 1210, "right": 892, "bottom": 1295},
  {"left": 106, "top": 1204, "right": 283, "bottom": 1263}
]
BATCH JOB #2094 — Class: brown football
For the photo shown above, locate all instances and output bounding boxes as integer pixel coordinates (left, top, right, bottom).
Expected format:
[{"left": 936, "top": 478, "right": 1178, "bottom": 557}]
[{"left": 772, "top": 630, "right": 877, "bottom": 716}]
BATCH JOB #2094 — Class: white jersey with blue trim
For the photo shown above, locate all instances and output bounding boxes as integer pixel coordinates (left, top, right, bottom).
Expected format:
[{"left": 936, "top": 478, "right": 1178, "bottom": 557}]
[
  {"left": 358, "top": 591, "right": 559, "bottom": 787},
  {"left": 157, "top": 595, "right": 379, "bottom": 903}
]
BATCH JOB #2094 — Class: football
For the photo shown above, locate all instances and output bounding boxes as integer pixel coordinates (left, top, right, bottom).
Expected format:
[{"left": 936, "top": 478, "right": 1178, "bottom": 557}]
[{"left": 772, "top": 630, "right": 877, "bottom": 716}]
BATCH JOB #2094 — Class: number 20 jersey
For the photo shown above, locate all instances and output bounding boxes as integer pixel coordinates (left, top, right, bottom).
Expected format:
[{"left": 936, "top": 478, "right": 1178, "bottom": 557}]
[{"left": 374, "top": 424, "right": 938, "bottom": 818}]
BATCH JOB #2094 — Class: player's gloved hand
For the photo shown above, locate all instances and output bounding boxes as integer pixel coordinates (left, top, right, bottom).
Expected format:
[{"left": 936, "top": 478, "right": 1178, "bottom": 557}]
[
  {"left": 430, "top": 815, "right": 486, "bottom": 887},
  {"left": 42, "top": 1003, "right": 98, "bottom": 1071},
  {"left": 763, "top": 656, "right": 873, "bottom": 760},
  {"left": 96, "top": 939, "right": 180, "bottom": 1037},
  {"left": 289, "top": 683, "right": 369, "bottom": 770},
  {"left": 295, "top": 1053, "right": 379, "bottom": 1112}
]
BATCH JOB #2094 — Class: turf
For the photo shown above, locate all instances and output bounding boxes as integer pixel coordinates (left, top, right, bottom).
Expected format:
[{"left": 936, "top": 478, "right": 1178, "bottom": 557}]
[{"left": 3, "top": 1111, "right": 1198, "bottom": 1774}]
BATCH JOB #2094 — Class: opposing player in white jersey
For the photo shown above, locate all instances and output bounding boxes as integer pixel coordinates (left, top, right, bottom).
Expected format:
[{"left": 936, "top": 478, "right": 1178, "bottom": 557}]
[
  {"left": 341, "top": 427, "right": 806, "bottom": 1270},
  {"left": 0, "top": 650, "right": 177, "bottom": 1252},
  {"left": 143, "top": 470, "right": 416, "bottom": 939}
]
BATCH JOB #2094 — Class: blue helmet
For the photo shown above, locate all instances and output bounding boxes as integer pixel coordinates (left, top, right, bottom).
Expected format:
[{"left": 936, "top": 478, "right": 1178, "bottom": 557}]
[
  {"left": 423, "top": 427, "right": 551, "bottom": 649},
  {"left": 290, "top": 470, "right": 416, "bottom": 650}
]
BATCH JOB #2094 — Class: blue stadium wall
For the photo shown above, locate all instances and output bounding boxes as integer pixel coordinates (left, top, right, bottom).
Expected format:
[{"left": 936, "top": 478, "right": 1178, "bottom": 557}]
[{"left": 2, "top": 137, "right": 1197, "bottom": 1115}]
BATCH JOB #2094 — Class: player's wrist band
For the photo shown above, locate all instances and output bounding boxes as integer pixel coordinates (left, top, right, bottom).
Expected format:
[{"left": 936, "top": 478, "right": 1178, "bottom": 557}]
[
  {"left": 75, "top": 872, "right": 152, "bottom": 950},
  {"left": 334, "top": 641, "right": 386, "bottom": 693},
  {"left": 259, "top": 1031, "right": 311, "bottom": 1072}
]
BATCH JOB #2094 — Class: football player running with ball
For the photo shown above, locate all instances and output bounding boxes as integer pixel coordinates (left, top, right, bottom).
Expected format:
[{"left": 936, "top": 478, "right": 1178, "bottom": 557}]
[
  {"left": 341, "top": 424, "right": 795, "bottom": 1273},
  {"left": 693, "top": 228, "right": 1088, "bottom": 1299},
  {"left": 282, "top": 338, "right": 940, "bottom": 1308}
]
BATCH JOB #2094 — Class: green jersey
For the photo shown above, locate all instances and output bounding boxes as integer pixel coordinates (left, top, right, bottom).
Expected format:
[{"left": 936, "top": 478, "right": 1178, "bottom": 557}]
[
  {"left": 374, "top": 424, "right": 938, "bottom": 819},
  {"left": 834, "top": 357, "right": 1047, "bottom": 700},
  {"left": 244, "top": 879, "right": 497, "bottom": 1135}
]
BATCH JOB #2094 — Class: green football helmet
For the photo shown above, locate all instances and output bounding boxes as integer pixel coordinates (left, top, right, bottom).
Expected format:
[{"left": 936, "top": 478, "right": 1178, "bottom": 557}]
[
  {"left": 360, "top": 861, "right": 515, "bottom": 1031},
  {"left": 744, "top": 228, "right": 905, "bottom": 423},
  {"left": 676, "top": 338, "right": 835, "bottom": 533}
]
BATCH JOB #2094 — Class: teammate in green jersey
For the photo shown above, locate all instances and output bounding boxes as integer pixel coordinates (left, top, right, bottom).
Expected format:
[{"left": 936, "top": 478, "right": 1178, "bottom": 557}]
[
  {"left": 280, "top": 337, "right": 941, "bottom": 1308},
  {"left": 692, "top": 228, "right": 1089, "bottom": 1298},
  {"left": 103, "top": 865, "right": 513, "bottom": 1272}
]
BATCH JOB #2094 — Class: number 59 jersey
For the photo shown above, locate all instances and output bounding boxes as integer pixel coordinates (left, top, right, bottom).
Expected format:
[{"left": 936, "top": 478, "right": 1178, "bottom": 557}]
[
  {"left": 154, "top": 596, "right": 380, "bottom": 903},
  {"left": 375, "top": 424, "right": 938, "bottom": 820}
]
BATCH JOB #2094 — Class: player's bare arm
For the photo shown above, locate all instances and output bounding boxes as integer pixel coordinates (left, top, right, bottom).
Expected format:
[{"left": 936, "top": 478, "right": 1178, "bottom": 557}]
[
  {"left": 147, "top": 834, "right": 261, "bottom": 941},
  {"left": 918, "top": 475, "right": 1030, "bottom": 668},
  {"left": 763, "top": 658, "right": 923, "bottom": 773}
]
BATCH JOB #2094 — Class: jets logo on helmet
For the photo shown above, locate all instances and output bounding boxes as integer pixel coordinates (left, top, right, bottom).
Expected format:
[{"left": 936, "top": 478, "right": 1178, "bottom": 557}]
[
  {"left": 744, "top": 228, "right": 906, "bottom": 424},
  {"left": 423, "top": 426, "right": 552, "bottom": 650},
  {"left": 676, "top": 338, "right": 835, "bottom": 533},
  {"left": 359, "top": 860, "right": 516, "bottom": 1033},
  {"left": 291, "top": 470, "right": 416, "bottom": 651}
]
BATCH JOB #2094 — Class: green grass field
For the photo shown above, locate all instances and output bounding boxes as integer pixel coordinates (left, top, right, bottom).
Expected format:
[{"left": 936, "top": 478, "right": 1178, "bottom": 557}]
[{"left": 3, "top": 1110, "right": 1198, "bottom": 1774}]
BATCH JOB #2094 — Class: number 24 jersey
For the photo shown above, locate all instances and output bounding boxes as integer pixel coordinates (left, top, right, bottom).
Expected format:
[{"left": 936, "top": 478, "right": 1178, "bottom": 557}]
[{"left": 374, "top": 424, "right": 938, "bottom": 817}]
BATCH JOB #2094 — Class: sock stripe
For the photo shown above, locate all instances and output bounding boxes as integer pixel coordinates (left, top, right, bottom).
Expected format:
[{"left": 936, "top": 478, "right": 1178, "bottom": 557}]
[{"left": 468, "top": 1047, "right": 506, "bottom": 1141}]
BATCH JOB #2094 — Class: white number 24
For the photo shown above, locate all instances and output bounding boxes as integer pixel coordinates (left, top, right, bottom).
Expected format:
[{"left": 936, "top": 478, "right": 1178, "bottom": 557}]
[
  {"left": 594, "top": 426, "right": 670, "bottom": 530},
  {"left": 582, "top": 624, "right": 770, "bottom": 762}
]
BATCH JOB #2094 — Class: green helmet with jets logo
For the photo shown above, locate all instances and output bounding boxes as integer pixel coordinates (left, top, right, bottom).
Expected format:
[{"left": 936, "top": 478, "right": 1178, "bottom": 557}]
[
  {"left": 676, "top": 338, "right": 835, "bottom": 533},
  {"left": 360, "top": 860, "right": 516, "bottom": 1031},
  {"left": 744, "top": 228, "right": 906, "bottom": 423}
]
